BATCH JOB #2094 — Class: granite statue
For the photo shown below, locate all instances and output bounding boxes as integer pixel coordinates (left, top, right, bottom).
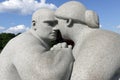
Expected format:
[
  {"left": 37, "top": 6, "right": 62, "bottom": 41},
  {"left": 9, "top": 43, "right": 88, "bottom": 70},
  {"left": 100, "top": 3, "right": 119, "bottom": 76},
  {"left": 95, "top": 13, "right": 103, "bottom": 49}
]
[
  {"left": 55, "top": 1, "right": 120, "bottom": 80},
  {"left": 0, "top": 8, "right": 74, "bottom": 80}
]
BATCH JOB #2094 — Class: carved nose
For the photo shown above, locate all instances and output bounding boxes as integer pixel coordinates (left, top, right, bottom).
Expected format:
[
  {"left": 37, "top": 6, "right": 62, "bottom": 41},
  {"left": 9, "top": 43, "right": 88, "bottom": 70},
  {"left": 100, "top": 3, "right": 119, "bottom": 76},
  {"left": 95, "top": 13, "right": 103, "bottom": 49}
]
[{"left": 53, "top": 25, "right": 59, "bottom": 30}]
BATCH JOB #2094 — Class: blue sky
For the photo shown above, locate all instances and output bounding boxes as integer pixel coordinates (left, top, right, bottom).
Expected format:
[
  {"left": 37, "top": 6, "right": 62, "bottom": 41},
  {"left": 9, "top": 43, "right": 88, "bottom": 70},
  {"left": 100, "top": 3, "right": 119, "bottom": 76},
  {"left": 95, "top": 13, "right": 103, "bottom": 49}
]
[{"left": 0, "top": 0, "right": 120, "bottom": 34}]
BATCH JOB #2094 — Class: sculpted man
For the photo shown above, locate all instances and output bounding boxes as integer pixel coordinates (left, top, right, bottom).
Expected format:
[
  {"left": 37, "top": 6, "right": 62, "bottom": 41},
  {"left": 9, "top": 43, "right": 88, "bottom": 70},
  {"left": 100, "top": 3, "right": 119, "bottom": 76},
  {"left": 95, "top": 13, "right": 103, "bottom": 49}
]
[
  {"left": 55, "top": 1, "right": 120, "bottom": 80},
  {"left": 0, "top": 8, "right": 74, "bottom": 80}
]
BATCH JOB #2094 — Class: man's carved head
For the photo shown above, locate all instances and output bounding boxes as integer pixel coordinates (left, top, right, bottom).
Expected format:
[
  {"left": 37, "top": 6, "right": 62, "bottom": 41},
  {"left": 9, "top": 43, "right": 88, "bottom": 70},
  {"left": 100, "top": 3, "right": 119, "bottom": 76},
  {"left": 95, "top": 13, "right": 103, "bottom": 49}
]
[
  {"left": 31, "top": 8, "right": 58, "bottom": 41},
  {"left": 32, "top": 8, "right": 55, "bottom": 27}
]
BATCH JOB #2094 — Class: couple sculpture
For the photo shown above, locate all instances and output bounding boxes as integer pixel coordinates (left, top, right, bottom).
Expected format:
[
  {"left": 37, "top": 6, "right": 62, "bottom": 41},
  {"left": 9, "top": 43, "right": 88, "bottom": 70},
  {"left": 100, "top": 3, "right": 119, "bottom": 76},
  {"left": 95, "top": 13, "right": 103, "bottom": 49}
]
[{"left": 0, "top": 1, "right": 120, "bottom": 80}]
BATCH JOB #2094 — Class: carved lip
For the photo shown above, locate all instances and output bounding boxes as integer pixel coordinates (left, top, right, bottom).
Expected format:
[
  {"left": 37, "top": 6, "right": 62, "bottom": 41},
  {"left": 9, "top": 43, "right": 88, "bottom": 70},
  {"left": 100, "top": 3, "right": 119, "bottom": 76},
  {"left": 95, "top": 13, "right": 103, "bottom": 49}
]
[{"left": 50, "top": 31, "right": 57, "bottom": 37}]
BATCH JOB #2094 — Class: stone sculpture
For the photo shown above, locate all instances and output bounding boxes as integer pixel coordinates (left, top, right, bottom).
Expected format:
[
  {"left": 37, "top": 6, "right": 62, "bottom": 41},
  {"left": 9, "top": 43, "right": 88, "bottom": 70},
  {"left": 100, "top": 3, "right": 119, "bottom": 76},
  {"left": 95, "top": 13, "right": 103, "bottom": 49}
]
[
  {"left": 0, "top": 8, "right": 74, "bottom": 80},
  {"left": 55, "top": 1, "right": 120, "bottom": 80}
]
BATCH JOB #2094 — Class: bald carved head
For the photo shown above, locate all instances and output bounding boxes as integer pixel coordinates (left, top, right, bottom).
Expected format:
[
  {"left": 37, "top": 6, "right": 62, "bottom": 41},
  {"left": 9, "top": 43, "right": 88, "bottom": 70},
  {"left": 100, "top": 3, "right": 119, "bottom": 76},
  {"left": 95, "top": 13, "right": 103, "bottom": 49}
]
[
  {"left": 32, "top": 8, "right": 55, "bottom": 26},
  {"left": 31, "top": 8, "right": 58, "bottom": 41}
]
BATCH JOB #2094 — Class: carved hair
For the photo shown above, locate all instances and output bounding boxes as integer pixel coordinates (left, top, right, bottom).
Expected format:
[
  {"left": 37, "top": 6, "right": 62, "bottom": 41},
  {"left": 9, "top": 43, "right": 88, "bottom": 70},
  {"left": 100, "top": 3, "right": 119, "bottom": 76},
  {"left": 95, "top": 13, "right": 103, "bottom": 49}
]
[
  {"left": 55, "top": 1, "right": 100, "bottom": 28},
  {"left": 85, "top": 10, "right": 99, "bottom": 28}
]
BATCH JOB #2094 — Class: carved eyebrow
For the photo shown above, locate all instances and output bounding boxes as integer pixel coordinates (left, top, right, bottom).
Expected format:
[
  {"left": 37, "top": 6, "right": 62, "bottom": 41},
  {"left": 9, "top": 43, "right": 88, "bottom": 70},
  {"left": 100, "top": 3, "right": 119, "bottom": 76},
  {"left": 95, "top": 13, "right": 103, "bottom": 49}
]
[
  {"left": 43, "top": 20, "right": 58, "bottom": 23},
  {"left": 43, "top": 20, "right": 58, "bottom": 26}
]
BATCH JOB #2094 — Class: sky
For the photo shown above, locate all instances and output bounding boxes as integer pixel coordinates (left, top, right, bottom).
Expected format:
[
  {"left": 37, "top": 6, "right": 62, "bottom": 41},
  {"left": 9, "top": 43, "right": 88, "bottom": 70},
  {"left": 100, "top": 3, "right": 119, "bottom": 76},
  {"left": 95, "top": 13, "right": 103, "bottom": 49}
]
[{"left": 0, "top": 0, "right": 120, "bottom": 34}]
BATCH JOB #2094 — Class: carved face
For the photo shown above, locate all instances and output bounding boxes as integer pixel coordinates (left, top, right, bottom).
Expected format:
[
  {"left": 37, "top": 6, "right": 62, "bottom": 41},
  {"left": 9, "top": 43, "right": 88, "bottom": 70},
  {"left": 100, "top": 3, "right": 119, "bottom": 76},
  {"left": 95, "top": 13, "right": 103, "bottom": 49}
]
[
  {"left": 33, "top": 13, "right": 58, "bottom": 41},
  {"left": 37, "top": 20, "right": 57, "bottom": 41},
  {"left": 55, "top": 17, "right": 69, "bottom": 39}
]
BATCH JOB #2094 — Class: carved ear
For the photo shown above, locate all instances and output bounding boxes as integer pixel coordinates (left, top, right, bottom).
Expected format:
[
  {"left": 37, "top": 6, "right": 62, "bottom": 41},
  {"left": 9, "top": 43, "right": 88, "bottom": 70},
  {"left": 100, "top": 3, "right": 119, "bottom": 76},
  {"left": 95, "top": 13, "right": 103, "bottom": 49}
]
[
  {"left": 85, "top": 10, "right": 99, "bottom": 28},
  {"left": 32, "top": 20, "right": 37, "bottom": 31},
  {"left": 66, "top": 19, "right": 73, "bottom": 27},
  {"left": 32, "top": 20, "right": 36, "bottom": 26}
]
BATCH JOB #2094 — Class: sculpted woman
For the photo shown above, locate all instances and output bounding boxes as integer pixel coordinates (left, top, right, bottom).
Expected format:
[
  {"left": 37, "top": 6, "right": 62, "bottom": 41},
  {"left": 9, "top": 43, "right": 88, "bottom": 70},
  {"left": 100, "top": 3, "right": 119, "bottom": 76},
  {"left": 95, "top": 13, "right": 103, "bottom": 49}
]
[{"left": 55, "top": 1, "right": 120, "bottom": 80}]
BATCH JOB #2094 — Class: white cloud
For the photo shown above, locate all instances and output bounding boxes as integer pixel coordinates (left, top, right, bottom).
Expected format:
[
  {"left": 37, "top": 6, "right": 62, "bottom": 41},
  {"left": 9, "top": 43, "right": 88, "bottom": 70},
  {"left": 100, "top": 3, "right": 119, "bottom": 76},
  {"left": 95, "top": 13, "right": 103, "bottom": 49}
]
[
  {"left": 99, "top": 24, "right": 102, "bottom": 28},
  {"left": 0, "top": 26, "right": 5, "bottom": 30},
  {"left": 0, "top": 0, "right": 57, "bottom": 15},
  {"left": 113, "top": 25, "right": 120, "bottom": 34},
  {"left": 116, "top": 25, "right": 120, "bottom": 29},
  {"left": 3, "top": 25, "right": 29, "bottom": 34}
]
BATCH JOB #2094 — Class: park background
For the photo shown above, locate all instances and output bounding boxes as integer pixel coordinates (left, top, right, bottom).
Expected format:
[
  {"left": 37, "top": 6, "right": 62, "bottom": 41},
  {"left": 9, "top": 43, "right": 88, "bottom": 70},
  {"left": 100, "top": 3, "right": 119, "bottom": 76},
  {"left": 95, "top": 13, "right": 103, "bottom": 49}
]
[{"left": 0, "top": 0, "right": 120, "bottom": 51}]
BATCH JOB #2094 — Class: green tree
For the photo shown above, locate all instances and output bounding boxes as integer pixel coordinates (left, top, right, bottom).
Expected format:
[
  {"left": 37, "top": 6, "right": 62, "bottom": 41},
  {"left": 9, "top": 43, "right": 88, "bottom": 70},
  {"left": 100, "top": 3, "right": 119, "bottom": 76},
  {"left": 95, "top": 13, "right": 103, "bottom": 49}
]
[
  {"left": 0, "top": 33, "right": 15, "bottom": 50},
  {"left": 0, "top": 35, "right": 2, "bottom": 49}
]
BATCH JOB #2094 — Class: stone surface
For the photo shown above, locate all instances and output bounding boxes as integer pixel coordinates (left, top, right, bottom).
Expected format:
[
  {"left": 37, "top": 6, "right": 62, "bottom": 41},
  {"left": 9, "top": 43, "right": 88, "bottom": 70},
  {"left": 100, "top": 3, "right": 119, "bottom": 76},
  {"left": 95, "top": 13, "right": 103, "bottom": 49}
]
[
  {"left": 0, "top": 8, "right": 74, "bottom": 80},
  {"left": 55, "top": 1, "right": 120, "bottom": 80}
]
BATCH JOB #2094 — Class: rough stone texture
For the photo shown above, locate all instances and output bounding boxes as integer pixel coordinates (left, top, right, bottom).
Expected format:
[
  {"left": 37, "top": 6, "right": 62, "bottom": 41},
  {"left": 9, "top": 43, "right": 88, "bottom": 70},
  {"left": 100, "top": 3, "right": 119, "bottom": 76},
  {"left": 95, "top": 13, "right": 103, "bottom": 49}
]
[
  {"left": 0, "top": 8, "right": 74, "bottom": 80},
  {"left": 55, "top": 1, "right": 120, "bottom": 80}
]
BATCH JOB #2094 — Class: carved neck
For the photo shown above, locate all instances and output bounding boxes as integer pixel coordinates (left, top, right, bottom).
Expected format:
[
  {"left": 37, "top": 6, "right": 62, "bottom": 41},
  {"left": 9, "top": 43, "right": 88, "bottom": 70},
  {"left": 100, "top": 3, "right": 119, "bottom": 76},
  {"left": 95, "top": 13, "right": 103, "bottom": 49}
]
[
  {"left": 68, "top": 24, "right": 93, "bottom": 44},
  {"left": 70, "top": 25, "right": 96, "bottom": 59},
  {"left": 29, "top": 29, "right": 50, "bottom": 50}
]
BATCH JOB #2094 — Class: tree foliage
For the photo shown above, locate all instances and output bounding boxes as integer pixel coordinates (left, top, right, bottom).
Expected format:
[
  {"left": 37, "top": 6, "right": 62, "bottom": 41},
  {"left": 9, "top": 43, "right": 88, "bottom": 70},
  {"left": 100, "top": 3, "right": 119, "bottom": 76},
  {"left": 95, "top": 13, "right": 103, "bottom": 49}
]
[{"left": 0, "top": 33, "right": 16, "bottom": 50}]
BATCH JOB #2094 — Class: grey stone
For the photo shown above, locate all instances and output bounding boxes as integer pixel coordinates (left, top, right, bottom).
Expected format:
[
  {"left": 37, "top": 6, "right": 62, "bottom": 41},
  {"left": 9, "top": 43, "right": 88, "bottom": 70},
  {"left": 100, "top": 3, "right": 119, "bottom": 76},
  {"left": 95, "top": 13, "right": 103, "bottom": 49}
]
[
  {"left": 0, "top": 8, "right": 74, "bottom": 80},
  {"left": 55, "top": 1, "right": 120, "bottom": 80}
]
